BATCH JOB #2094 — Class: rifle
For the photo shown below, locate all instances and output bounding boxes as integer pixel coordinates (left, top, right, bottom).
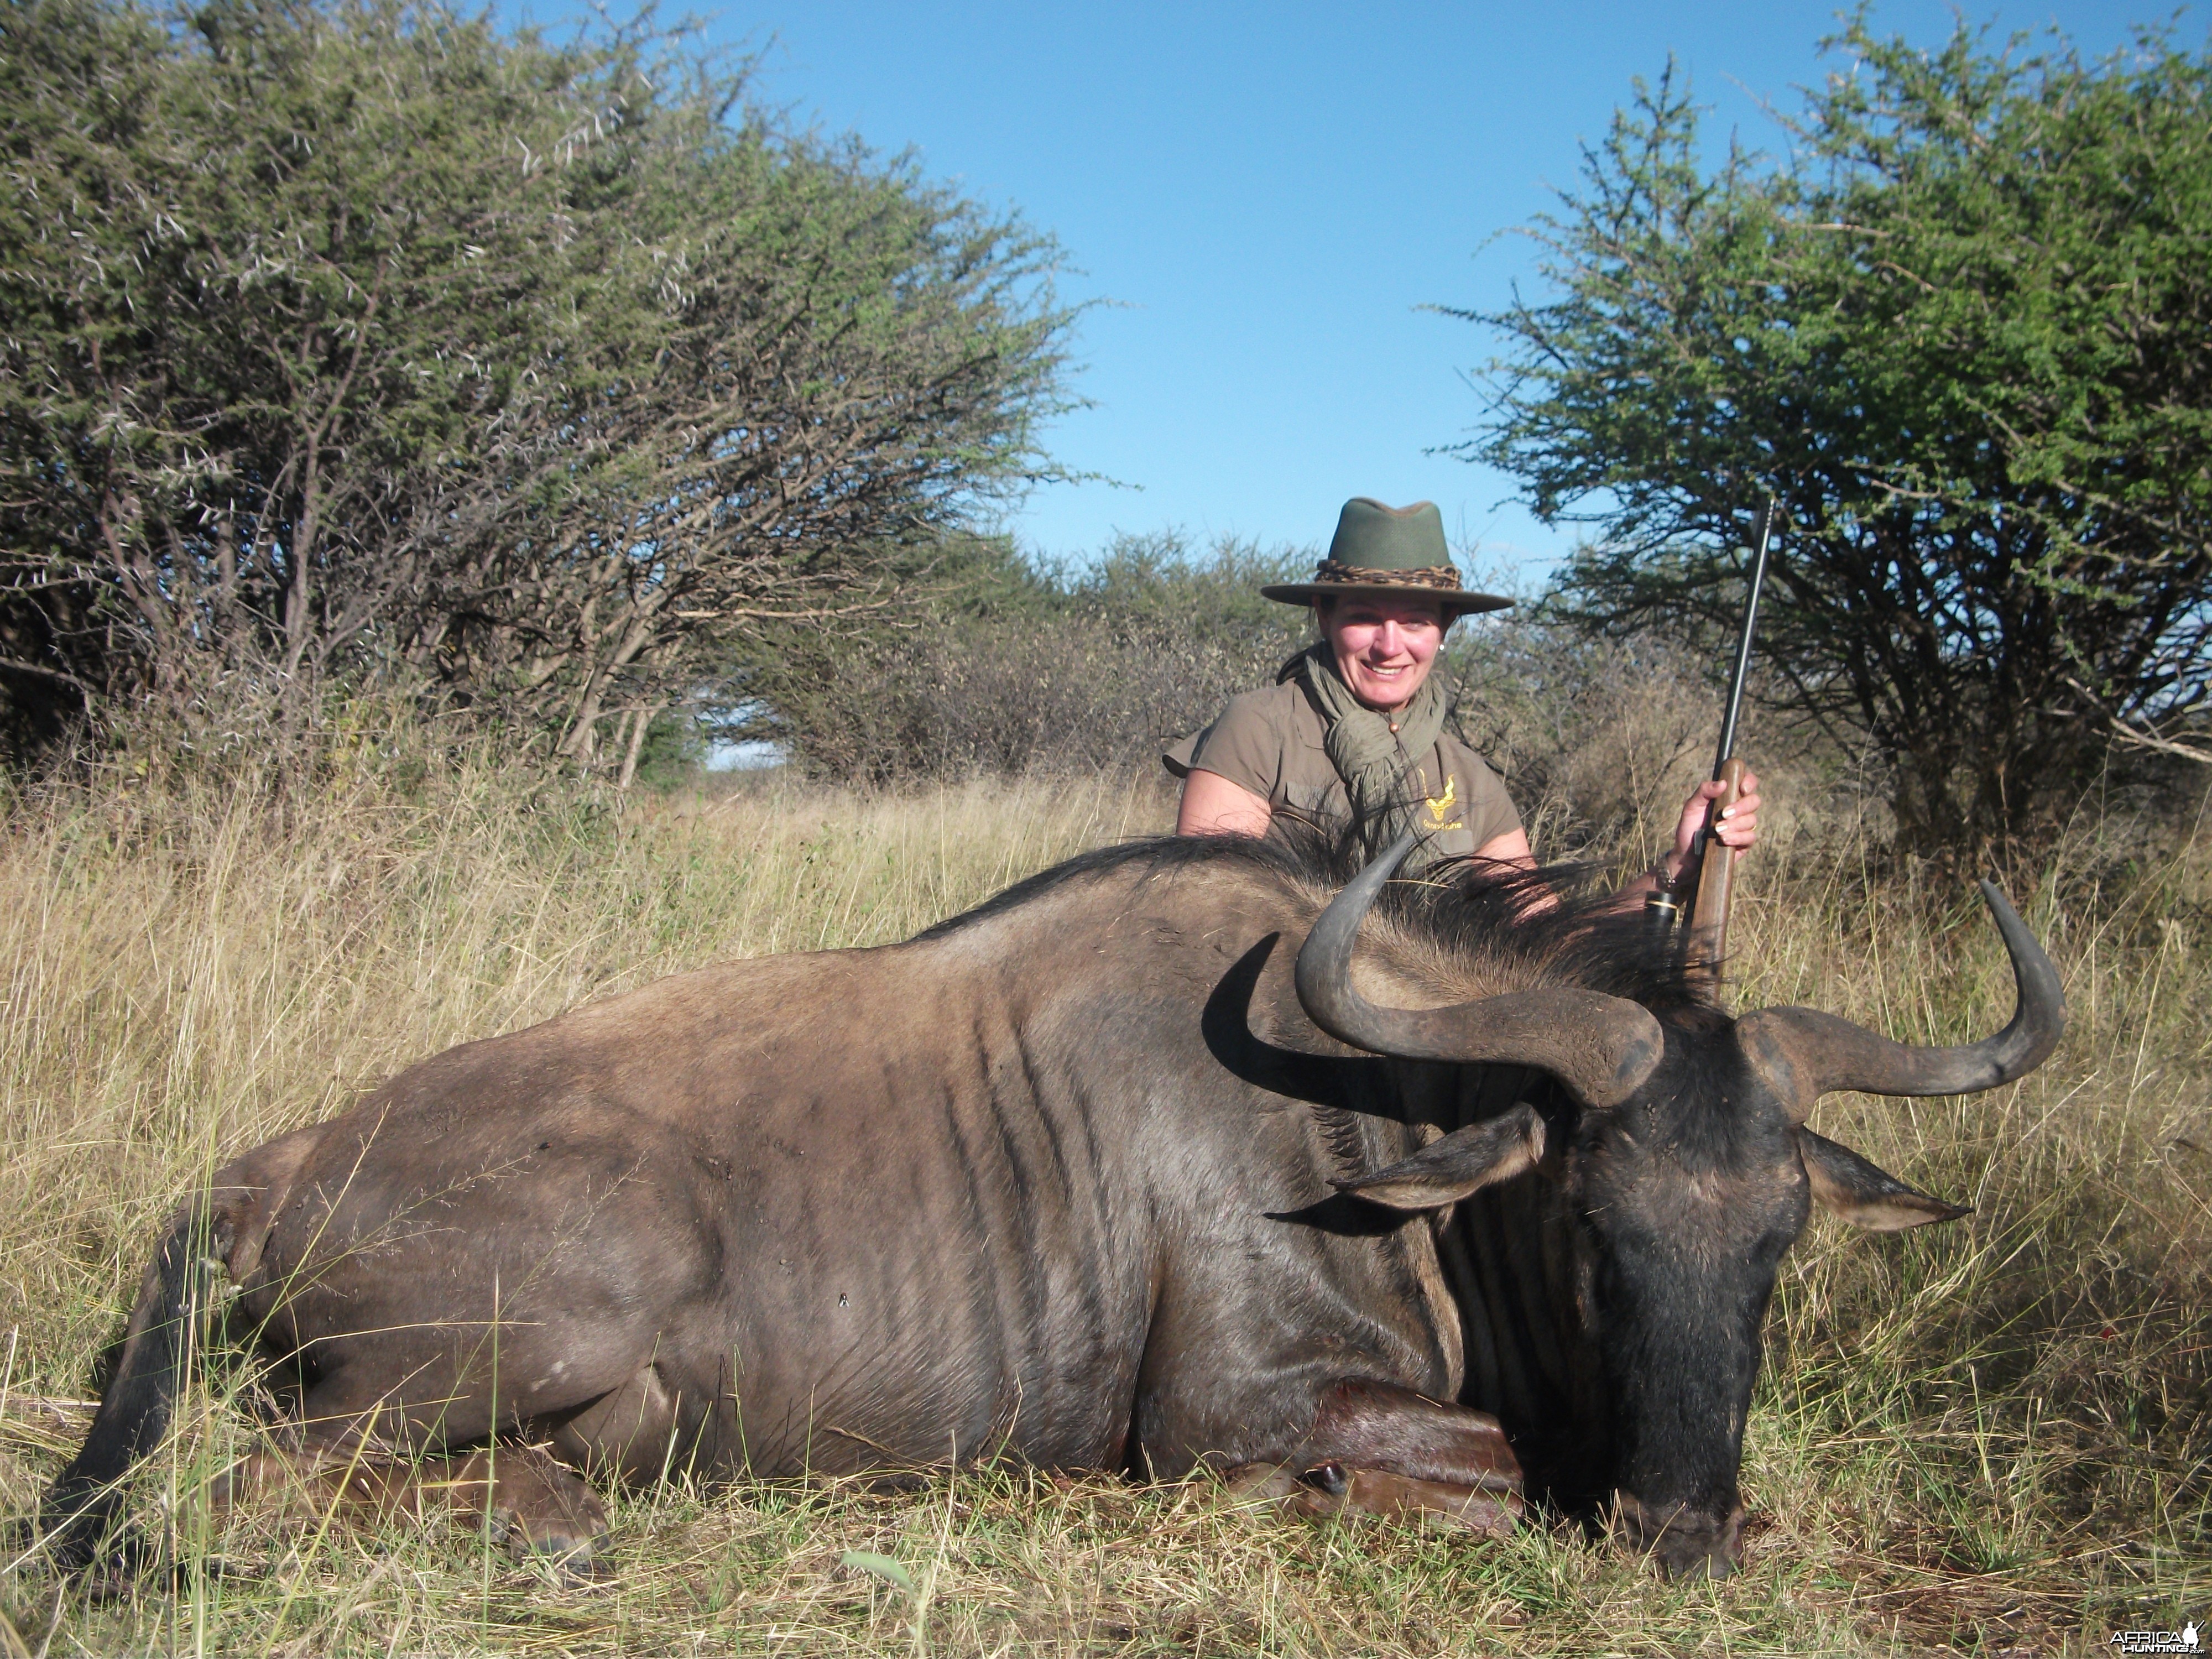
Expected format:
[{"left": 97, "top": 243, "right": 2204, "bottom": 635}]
[{"left": 1646, "top": 497, "right": 1778, "bottom": 980}]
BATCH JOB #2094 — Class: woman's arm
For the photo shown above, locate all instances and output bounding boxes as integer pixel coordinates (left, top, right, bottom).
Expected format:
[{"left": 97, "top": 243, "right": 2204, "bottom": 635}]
[
  {"left": 1177, "top": 765, "right": 1762, "bottom": 878},
  {"left": 1176, "top": 768, "right": 1274, "bottom": 837},
  {"left": 1480, "top": 773, "right": 1762, "bottom": 912},
  {"left": 1472, "top": 827, "right": 1537, "bottom": 870}
]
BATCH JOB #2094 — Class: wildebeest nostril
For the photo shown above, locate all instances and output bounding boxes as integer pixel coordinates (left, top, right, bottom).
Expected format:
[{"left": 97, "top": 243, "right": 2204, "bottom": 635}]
[
  {"left": 1662, "top": 1546, "right": 1735, "bottom": 1582},
  {"left": 1616, "top": 1492, "right": 1746, "bottom": 1579}
]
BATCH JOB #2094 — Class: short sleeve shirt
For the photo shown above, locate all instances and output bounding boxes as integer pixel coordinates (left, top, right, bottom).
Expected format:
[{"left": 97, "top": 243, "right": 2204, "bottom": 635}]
[{"left": 1165, "top": 679, "right": 1521, "bottom": 861}]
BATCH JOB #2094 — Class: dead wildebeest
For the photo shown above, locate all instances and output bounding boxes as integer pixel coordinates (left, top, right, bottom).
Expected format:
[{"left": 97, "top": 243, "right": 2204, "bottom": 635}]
[{"left": 42, "top": 830, "right": 2062, "bottom": 1582}]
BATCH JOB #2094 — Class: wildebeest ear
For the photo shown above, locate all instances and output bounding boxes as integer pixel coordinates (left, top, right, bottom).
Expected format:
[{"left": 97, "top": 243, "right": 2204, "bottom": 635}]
[
  {"left": 1335, "top": 1104, "right": 1546, "bottom": 1211},
  {"left": 1798, "top": 1128, "right": 1970, "bottom": 1232}
]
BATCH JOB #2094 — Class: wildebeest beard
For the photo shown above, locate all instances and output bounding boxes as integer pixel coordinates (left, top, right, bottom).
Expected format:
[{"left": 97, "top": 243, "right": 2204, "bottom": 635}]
[{"left": 41, "top": 820, "right": 2059, "bottom": 1585}]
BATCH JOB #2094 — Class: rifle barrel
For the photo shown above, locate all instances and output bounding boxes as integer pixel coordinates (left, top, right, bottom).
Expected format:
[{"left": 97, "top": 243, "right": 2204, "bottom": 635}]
[{"left": 1712, "top": 498, "right": 1778, "bottom": 778}]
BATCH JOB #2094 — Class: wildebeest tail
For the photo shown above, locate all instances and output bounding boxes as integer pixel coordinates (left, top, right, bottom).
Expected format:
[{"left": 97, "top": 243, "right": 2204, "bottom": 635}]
[{"left": 39, "top": 1211, "right": 217, "bottom": 1569}]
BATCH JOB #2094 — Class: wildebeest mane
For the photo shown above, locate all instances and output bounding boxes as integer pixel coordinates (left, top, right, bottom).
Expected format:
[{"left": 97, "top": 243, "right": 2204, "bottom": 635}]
[{"left": 916, "top": 819, "right": 1720, "bottom": 1023}]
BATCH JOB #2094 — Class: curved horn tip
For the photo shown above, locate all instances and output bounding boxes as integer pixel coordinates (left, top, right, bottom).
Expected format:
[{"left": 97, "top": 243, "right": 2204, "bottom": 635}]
[
  {"left": 1976, "top": 878, "right": 2067, "bottom": 1042},
  {"left": 1975, "top": 880, "right": 2046, "bottom": 963},
  {"left": 1294, "top": 842, "right": 1670, "bottom": 1103},
  {"left": 1326, "top": 835, "right": 1421, "bottom": 922},
  {"left": 1373, "top": 833, "right": 1420, "bottom": 879},
  {"left": 1294, "top": 834, "right": 1421, "bottom": 1039},
  {"left": 1743, "top": 875, "right": 2067, "bottom": 1108}
]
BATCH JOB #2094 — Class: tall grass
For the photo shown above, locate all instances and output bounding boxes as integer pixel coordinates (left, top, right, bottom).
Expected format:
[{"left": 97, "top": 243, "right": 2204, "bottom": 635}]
[{"left": 0, "top": 731, "right": 2204, "bottom": 1656}]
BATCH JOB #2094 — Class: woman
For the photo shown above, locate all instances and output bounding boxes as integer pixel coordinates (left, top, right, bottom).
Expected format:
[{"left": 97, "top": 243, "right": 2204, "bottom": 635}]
[{"left": 1165, "top": 497, "right": 1759, "bottom": 885}]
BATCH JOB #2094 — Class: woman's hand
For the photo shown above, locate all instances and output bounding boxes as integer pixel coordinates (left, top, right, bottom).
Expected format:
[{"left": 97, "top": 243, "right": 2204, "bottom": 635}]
[{"left": 1665, "top": 769, "right": 1761, "bottom": 880}]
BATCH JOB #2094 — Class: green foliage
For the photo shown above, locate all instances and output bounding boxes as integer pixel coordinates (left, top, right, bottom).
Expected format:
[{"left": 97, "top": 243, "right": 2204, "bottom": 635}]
[
  {"left": 727, "top": 534, "right": 1312, "bottom": 782},
  {"left": 1457, "top": 13, "right": 2212, "bottom": 852},
  {"left": 627, "top": 706, "right": 707, "bottom": 792},
  {"left": 0, "top": 0, "right": 1073, "bottom": 769}
]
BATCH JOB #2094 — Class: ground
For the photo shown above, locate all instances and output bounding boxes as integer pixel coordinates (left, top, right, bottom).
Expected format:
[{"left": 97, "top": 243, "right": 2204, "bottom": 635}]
[{"left": 1, "top": 744, "right": 2204, "bottom": 1655}]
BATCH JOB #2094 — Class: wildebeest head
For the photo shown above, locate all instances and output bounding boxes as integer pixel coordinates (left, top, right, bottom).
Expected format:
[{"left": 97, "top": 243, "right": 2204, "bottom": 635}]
[{"left": 1295, "top": 840, "right": 2063, "bottom": 1579}]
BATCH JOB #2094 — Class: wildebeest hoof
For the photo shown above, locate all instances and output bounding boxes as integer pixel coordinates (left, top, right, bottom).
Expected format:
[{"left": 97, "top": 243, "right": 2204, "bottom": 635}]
[
  {"left": 457, "top": 1446, "right": 612, "bottom": 1582},
  {"left": 1291, "top": 1466, "right": 1519, "bottom": 1537},
  {"left": 49, "top": 1524, "right": 155, "bottom": 1597},
  {"left": 1297, "top": 1460, "right": 1350, "bottom": 1497},
  {"left": 517, "top": 1532, "right": 614, "bottom": 1587},
  {"left": 69, "top": 1540, "right": 225, "bottom": 1604},
  {"left": 1220, "top": 1459, "right": 1519, "bottom": 1538}
]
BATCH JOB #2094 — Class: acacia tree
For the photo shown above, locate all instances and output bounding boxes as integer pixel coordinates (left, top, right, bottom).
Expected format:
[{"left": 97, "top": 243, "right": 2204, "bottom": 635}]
[
  {"left": 411, "top": 126, "right": 1071, "bottom": 773},
  {"left": 1455, "top": 17, "right": 2212, "bottom": 852},
  {"left": 0, "top": 0, "right": 1072, "bottom": 773}
]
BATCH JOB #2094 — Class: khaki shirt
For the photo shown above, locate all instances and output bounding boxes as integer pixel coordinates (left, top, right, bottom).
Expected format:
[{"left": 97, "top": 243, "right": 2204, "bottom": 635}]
[{"left": 1164, "top": 678, "right": 1521, "bottom": 860}]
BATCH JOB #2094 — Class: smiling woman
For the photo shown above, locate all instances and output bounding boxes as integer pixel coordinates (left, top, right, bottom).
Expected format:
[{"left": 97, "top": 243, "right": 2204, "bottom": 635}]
[{"left": 1167, "top": 497, "right": 1761, "bottom": 886}]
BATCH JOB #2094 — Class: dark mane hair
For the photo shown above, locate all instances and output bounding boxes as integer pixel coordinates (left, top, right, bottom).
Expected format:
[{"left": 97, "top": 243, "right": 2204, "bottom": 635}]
[{"left": 916, "top": 819, "right": 1721, "bottom": 1021}]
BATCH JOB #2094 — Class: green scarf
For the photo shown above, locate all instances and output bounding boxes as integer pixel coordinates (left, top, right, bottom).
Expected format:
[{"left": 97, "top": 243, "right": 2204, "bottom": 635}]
[{"left": 1282, "top": 643, "right": 1452, "bottom": 868}]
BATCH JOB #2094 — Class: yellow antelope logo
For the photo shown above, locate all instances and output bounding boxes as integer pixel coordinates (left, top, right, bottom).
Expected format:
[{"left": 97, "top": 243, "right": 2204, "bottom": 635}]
[{"left": 1424, "top": 774, "right": 1459, "bottom": 828}]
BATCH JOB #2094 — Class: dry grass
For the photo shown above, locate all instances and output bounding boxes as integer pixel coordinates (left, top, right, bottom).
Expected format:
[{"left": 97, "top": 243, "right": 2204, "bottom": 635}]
[{"left": 0, "top": 729, "right": 2205, "bottom": 1656}]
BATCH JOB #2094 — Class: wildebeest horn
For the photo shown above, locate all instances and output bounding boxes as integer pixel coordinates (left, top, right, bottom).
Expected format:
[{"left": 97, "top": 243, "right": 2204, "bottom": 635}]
[
  {"left": 1295, "top": 837, "right": 1666, "bottom": 1109},
  {"left": 1734, "top": 881, "right": 2064, "bottom": 1120}
]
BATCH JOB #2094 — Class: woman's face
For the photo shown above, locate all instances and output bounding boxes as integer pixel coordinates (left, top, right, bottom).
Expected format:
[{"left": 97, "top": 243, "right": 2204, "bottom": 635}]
[{"left": 1320, "top": 594, "right": 1448, "bottom": 711}]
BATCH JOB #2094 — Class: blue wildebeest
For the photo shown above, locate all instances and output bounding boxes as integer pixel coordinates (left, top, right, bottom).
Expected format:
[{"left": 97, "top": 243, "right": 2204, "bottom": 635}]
[{"left": 44, "top": 832, "right": 2061, "bottom": 1580}]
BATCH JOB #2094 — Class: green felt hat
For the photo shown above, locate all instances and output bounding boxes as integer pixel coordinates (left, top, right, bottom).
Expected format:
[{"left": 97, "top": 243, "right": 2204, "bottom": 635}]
[{"left": 1261, "top": 497, "right": 1512, "bottom": 615}]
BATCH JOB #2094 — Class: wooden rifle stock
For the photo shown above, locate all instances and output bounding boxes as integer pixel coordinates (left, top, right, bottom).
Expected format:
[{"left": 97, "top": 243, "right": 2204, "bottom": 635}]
[
  {"left": 1684, "top": 755, "right": 1746, "bottom": 976},
  {"left": 1649, "top": 495, "right": 1777, "bottom": 988}
]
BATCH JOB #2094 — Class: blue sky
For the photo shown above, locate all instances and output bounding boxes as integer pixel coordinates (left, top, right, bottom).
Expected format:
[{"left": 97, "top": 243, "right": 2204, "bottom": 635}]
[{"left": 524, "top": 0, "right": 2173, "bottom": 582}]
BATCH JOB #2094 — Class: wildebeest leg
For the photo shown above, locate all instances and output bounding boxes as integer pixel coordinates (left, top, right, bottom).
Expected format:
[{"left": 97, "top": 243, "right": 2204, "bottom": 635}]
[
  {"left": 208, "top": 1440, "right": 611, "bottom": 1576},
  {"left": 1224, "top": 1379, "right": 1522, "bottom": 1537},
  {"left": 1225, "top": 1460, "right": 1520, "bottom": 1536},
  {"left": 545, "top": 1361, "right": 693, "bottom": 1483}
]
